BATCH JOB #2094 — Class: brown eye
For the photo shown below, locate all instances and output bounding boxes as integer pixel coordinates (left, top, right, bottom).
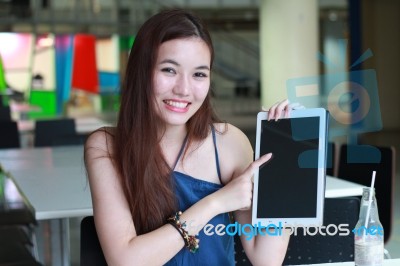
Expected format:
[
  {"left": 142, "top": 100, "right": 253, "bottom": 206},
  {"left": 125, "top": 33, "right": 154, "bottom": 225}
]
[
  {"left": 194, "top": 72, "right": 207, "bottom": 78},
  {"left": 161, "top": 67, "right": 176, "bottom": 74}
]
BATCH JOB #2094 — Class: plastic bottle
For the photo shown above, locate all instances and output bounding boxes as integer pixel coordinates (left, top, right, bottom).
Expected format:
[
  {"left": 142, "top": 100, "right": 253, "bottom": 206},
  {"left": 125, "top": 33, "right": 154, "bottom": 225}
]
[{"left": 354, "top": 187, "right": 384, "bottom": 266}]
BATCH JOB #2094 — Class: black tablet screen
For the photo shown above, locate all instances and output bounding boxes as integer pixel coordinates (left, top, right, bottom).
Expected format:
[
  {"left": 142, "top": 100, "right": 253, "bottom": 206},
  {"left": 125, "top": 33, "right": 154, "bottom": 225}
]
[{"left": 257, "top": 117, "right": 320, "bottom": 219}]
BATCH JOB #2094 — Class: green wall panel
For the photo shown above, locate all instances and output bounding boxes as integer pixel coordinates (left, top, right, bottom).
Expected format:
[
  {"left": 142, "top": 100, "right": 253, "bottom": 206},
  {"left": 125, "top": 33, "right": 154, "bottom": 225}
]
[{"left": 28, "top": 90, "right": 57, "bottom": 119}]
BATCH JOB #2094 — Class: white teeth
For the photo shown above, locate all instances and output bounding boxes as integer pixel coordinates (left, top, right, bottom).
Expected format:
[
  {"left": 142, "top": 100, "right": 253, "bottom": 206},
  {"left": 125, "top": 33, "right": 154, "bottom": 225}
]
[{"left": 164, "top": 100, "right": 188, "bottom": 109}]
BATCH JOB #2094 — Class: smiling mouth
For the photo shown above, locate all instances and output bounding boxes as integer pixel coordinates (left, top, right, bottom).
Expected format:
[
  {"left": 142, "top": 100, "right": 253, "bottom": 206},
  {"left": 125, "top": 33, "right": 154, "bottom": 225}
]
[{"left": 163, "top": 100, "right": 190, "bottom": 109}]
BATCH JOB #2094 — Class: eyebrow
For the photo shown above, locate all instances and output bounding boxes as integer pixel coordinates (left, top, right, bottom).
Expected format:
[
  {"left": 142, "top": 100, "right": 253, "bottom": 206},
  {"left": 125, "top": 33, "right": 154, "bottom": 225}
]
[{"left": 159, "top": 59, "right": 210, "bottom": 71}]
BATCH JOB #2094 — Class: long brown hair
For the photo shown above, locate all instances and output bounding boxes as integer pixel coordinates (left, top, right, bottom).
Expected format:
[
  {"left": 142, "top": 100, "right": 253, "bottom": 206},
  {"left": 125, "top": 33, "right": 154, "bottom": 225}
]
[{"left": 114, "top": 9, "right": 220, "bottom": 234}]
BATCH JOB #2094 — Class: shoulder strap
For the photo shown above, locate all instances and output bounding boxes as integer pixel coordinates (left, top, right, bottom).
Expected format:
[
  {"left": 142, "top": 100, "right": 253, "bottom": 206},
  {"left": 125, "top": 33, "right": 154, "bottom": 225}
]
[
  {"left": 172, "top": 134, "right": 188, "bottom": 170},
  {"left": 211, "top": 126, "right": 222, "bottom": 181}
]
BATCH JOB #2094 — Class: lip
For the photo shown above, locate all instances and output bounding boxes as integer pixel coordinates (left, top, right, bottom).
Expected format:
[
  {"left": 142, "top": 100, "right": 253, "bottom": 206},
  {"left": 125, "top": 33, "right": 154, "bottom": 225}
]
[{"left": 163, "top": 99, "right": 191, "bottom": 113}]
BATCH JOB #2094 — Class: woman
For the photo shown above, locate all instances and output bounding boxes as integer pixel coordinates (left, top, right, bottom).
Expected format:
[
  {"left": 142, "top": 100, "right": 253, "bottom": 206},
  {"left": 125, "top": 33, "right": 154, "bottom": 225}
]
[{"left": 85, "top": 9, "right": 290, "bottom": 265}]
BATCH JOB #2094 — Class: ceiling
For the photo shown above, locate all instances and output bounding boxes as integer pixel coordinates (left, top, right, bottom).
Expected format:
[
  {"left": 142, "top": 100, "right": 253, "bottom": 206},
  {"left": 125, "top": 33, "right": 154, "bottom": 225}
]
[{"left": 0, "top": 0, "right": 347, "bottom": 34}]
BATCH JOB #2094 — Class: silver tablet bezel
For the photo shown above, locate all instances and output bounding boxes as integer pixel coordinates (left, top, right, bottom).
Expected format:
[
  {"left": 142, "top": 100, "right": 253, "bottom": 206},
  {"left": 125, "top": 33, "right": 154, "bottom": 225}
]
[{"left": 252, "top": 108, "right": 327, "bottom": 227}]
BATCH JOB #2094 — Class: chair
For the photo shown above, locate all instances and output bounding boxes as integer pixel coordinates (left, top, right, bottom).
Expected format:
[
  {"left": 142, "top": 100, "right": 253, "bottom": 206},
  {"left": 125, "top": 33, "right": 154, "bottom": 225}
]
[
  {"left": 0, "top": 95, "right": 4, "bottom": 107},
  {"left": 234, "top": 234, "right": 251, "bottom": 265},
  {"left": 80, "top": 216, "right": 107, "bottom": 266},
  {"left": 0, "top": 226, "right": 41, "bottom": 266},
  {"left": 337, "top": 144, "right": 396, "bottom": 243},
  {"left": 234, "top": 198, "right": 360, "bottom": 265},
  {"left": 326, "top": 141, "right": 337, "bottom": 176},
  {"left": 0, "top": 172, "right": 40, "bottom": 265},
  {"left": 0, "top": 172, "right": 37, "bottom": 228},
  {"left": 0, "top": 121, "right": 20, "bottom": 149},
  {"left": 283, "top": 197, "right": 360, "bottom": 265},
  {"left": 34, "top": 118, "right": 84, "bottom": 147},
  {"left": 0, "top": 226, "right": 32, "bottom": 246},
  {"left": 0, "top": 242, "right": 42, "bottom": 266},
  {"left": 0, "top": 105, "right": 11, "bottom": 121}
]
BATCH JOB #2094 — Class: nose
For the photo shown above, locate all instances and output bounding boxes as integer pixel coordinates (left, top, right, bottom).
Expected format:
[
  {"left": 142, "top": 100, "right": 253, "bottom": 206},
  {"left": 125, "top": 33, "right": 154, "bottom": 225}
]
[{"left": 173, "top": 75, "right": 190, "bottom": 96}]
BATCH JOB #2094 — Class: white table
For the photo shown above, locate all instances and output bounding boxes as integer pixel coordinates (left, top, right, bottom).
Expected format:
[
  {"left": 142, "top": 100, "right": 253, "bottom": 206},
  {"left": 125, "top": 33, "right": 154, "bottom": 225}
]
[
  {"left": 0, "top": 146, "right": 92, "bottom": 220},
  {"left": 0, "top": 146, "right": 366, "bottom": 265},
  {"left": 325, "top": 175, "right": 365, "bottom": 198},
  {"left": 0, "top": 145, "right": 91, "bottom": 266}
]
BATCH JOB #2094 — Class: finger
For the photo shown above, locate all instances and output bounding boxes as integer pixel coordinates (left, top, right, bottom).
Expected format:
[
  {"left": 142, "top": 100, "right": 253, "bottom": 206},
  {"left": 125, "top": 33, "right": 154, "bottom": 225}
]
[
  {"left": 274, "top": 106, "right": 283, "bottom": 121},
  {"left": 245, "top": 153, "right": 273, "bottom": 176},
  {"left": 268, "top": 99, "right": 286, "bottom": 121},
  {"left": 284, "top": 104, "right": 290, "bottom": 118},
  {"left": 259, "top": 153, "right": 274, "bottom": 170},
  {"left": 268, "top": 102, "right": 279, "bottom": 121},
  {"left": 267, "top": 107, "right": 274, "bottom": 121},
  {"left": 261, "top": 105, "right": 272, "bottom": 121},
  {"left": 275, "top": 99, "right": 289, "bottom": 121},
  {"left": 267, "top": 110, "right": 272, "bottom": 121},
  {"left": 255, "top": 153, "right": 273, "bottom": 168}
]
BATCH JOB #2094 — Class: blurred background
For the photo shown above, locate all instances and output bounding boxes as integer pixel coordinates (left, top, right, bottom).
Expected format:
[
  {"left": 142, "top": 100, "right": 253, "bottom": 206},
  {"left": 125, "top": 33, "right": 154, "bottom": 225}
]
[
  {"left": 0, "top": 0, "right": 399, "bottom": 145},
  {"left": 0, "top": 0, "right": 399, "bottom": 265}
]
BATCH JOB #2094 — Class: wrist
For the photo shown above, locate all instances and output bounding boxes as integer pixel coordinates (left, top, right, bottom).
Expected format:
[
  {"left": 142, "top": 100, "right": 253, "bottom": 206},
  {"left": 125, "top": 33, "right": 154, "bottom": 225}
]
[{"left": 204, "top": 193, "right": 223, "bottom": 216}]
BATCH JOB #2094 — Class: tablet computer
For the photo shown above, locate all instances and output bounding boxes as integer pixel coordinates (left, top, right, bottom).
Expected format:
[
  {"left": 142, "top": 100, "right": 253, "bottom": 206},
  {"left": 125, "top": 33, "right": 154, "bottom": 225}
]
[{"left": 252, "top": 108, "right": 328, "bottom": 227}]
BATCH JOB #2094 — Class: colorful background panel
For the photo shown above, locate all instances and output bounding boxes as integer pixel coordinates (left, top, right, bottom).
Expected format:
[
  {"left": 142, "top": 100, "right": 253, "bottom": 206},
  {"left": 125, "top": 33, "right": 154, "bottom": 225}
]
[{"left": 71, "top": 34, "right": 99, "bottom": 94}]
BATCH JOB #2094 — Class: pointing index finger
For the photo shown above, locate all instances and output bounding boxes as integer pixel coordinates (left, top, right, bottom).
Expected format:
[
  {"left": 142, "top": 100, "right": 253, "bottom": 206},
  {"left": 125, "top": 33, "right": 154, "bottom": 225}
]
[{"left": 249, "top": 153, "right": 273, "bottom": 174}]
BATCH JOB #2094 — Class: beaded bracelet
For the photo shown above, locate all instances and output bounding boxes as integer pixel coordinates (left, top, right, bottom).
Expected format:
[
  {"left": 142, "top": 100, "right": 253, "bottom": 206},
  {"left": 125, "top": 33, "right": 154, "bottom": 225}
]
[{"left": 167, "top": 211, "right": 199, "bottom": 253}]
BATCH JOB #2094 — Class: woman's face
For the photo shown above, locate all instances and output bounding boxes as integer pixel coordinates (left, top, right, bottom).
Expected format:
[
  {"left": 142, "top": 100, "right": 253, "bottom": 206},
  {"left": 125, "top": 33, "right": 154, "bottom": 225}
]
[{"left": 153, "top": 37, "right": 211, "bottom": 127}]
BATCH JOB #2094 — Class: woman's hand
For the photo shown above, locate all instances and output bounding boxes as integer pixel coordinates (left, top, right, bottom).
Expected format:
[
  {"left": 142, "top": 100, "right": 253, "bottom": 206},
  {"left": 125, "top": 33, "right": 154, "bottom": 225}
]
[
  {"left": 263, "top": 99, "right": 305, "bottom": 121},
  {"left": 211, "top": 153, "right": 273, "bottom": 213}
]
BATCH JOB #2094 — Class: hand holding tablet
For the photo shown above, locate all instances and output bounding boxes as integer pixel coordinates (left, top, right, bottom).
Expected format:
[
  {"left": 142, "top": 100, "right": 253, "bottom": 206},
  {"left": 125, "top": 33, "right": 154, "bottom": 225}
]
[{"left": 252, "top": 108, "right": 329, "bottom": 227}]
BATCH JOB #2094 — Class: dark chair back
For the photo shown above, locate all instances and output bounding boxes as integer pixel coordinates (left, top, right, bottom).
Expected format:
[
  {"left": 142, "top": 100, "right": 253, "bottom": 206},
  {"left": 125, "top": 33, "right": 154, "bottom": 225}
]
[
  {"left": 234, "top": 198, "right": 360, "bottom": 265},
  {"left": 0, "top": 121, "right": 20, "bottom": 149},
  {"left": 234, "top": 234, "right": 251, "bottom": 265},
  {"left": 0, "top": 105, "right": 11, "bottom": 121},
  {"left": 80, "top": 216, "right": 107, "bottom": 266},
  {"left": 0, "top": 173, "right": 37, "bottom": 227},
  {"left": 337, "top": 144, "right": 395, "bottom": 243},
  {"left": 326, "top": 141, "right": 337, "bottom": 176},
  {"left": 0, "top": 242, "right": 42, "bottom": 265},
  {"left": 283, "top": 197, "right": 360, "bottom": 265},
  {"left": 34, "top": 118, "right": 83, "bottom": 147},
  {"left": 0, "top": 173, "right": 40, "bottom": 265}
]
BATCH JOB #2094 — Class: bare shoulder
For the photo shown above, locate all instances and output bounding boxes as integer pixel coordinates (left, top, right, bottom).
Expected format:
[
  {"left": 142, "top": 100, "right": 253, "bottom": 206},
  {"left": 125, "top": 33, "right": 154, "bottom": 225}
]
[
  {"left": 214, "top": 123, "right": 252, "bottom": 153},
  {"left": 84, "top": 127, "right": 115, "bottom": 160},
  {"left": 213, "top": 123, "right": 253, "bottom": 180}
]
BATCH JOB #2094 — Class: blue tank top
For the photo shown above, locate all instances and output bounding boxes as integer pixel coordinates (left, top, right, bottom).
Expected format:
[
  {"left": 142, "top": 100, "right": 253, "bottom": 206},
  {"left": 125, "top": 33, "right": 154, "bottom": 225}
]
[{"left": 164, "top": 127, "right": 235, "bottom": 266}]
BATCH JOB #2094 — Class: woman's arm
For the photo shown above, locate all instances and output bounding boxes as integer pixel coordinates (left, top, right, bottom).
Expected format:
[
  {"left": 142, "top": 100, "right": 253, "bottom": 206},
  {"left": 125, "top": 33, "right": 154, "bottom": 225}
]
[
  {"left": 217, "top": 125, "right": 289, "bottom": 266},
  {"left": 232, "top": 140, "right": 290, "bottom": 266},
  {"left": 226, "top": 100, "right": 293, "bottom": 266}
]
